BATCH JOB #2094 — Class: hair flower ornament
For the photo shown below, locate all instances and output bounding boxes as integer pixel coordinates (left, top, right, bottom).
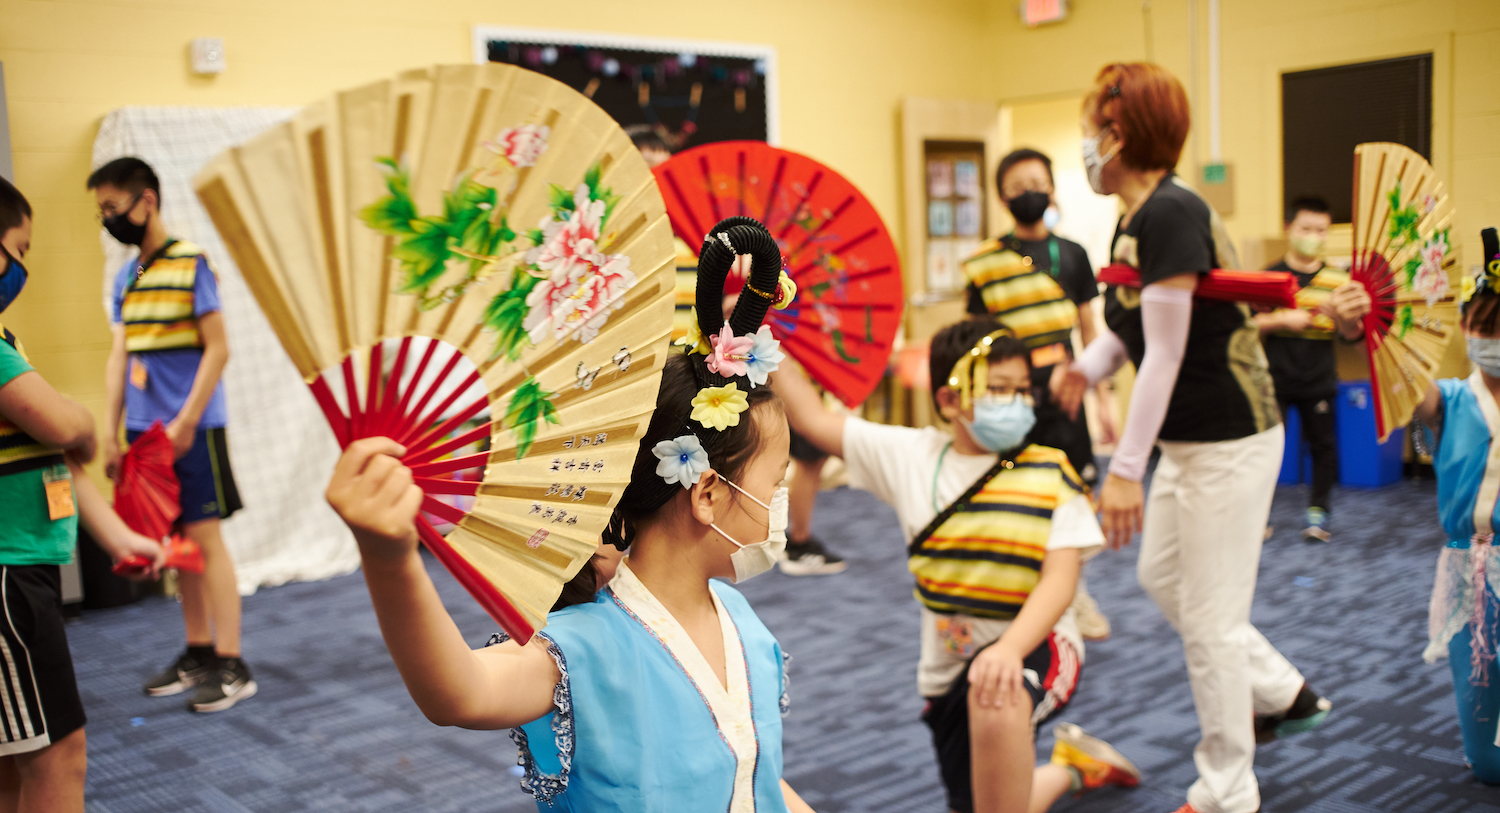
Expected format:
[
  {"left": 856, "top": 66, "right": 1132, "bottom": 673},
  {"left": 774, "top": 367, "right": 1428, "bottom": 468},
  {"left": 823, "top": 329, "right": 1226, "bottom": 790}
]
[
  {"left": 652, "top": 434, "right": 710, "bottom": 488},
  {"left": 675, "top": 309, "right": 712, "bottom": 355},
  {"left": 708, "top": 324, "right": 754, "bottom": 377},
  {"left": 744, "top": 325, "right": 785, "bottom": 387},
  {"left": 691, "top": 383, "right": 749, "bottom": 431}
]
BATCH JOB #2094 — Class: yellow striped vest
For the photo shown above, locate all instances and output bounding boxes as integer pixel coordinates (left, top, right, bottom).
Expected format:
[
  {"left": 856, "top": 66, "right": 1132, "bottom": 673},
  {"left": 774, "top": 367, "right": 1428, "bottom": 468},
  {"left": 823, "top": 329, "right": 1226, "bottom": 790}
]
[
  {"left": 0, "top": 324, "right": 64, "bottom": 474},
  {"left": 908, "top": 444, "right": 1084, "bottom": 619},
  {"left": 962, "top": 237, "right": 1078, "bottom": 351},
  {"left": 121, "top": 240, "right": 209, "bottom": 352},
  {"left": 1270, "top": 267, "right": 1350, "bottom": 340}
]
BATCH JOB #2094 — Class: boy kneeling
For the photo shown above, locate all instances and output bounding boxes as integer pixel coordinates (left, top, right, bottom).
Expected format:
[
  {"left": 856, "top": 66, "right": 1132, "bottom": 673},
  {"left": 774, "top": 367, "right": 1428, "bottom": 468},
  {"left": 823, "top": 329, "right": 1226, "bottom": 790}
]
[{"left": 774, "top": 319, "right": 1138, "bottom": 813}]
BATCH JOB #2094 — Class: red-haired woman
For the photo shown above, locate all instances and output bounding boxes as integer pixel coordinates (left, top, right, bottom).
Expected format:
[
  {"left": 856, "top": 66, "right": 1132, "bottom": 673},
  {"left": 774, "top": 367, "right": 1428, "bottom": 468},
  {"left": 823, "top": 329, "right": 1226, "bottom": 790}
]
[{"left": 1053, "top": 63, "right": 1331, "bottom": 813}]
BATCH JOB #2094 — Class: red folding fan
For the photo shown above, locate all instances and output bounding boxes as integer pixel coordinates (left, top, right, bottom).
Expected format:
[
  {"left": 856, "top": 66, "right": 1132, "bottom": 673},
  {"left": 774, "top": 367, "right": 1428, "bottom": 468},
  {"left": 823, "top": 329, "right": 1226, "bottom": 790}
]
[
  {"left": 111, "top": 422, "right": 204, "bottom": 576},
  {"left": 1097, "top": 265, "right": 1300, "bottom": 310},
  {"left": 654, "top": 141, "right": 904, "bottom": 407}
]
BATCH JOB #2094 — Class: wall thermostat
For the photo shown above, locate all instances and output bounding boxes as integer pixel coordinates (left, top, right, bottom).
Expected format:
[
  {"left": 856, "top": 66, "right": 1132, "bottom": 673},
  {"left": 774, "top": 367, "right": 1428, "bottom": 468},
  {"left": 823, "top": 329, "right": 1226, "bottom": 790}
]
[{"left": 191, "top": 37, "right": 226, "bottom": 75}]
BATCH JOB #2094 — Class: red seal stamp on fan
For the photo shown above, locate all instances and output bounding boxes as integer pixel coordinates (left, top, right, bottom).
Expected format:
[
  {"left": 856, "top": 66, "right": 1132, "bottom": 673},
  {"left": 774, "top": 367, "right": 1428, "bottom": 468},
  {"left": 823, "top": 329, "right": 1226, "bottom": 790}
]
[{"left": 526, "top": 528, "right": 549, "bottom": 549}]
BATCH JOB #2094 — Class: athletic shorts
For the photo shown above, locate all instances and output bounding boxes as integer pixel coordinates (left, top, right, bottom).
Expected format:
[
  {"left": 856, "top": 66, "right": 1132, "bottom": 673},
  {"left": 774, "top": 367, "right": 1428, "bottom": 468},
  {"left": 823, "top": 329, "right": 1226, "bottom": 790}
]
[
  {"left": 126, "top": 426, "right": 243, "bottom": 525},
  {"left": 919, "top": 632, "right": 1081, "bottom": 813},
  {"left": 0, "top": 565, "right": 85, "bottom": 756},
  {"left": 789, "top": 428, "right": 826, "bottom": 463}
]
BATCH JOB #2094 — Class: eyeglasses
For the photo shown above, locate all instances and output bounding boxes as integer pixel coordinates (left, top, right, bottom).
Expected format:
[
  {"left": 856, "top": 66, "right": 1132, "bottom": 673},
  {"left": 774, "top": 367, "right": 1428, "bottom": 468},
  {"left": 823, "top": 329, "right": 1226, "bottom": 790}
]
[
  {"left": 97, "top": 192, "right": 143, "bottom": 223},
  {"left": 977, "top": 389, "right": 1034, "bottom": 407}
]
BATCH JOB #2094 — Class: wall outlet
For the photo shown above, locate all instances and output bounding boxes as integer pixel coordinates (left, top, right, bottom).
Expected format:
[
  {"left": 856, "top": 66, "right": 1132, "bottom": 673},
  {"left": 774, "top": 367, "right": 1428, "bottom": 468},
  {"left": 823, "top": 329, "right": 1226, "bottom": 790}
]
[{"left": 191, "top": 37, "right": 226, "bottom": 75}]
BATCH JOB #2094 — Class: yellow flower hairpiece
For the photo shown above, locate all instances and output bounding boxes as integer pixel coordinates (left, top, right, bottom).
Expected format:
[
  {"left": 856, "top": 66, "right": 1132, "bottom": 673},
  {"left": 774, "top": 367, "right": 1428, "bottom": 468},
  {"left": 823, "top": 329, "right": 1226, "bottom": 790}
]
[
  {"left": 773, "top": 272, "right": 797, "bottom": 310},
  {"left": 691, "top": 383, "right": 749, "bottom": 431},
  {"left": 674, "top": 309, "right": 713, "bottom": 356},
  {"left": 1463, "top": 274, "right": 1478, "bottom": 305}
]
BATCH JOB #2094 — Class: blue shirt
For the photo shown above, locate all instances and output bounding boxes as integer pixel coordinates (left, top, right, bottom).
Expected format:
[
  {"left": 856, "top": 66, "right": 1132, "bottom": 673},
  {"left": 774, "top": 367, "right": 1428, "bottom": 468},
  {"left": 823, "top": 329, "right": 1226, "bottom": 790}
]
[
  {"left": 1435, "top": 375, "right": 1500, "bottom": 545},
  {"left": 111, "top": 252, "right": 228, "bottom": 431}
]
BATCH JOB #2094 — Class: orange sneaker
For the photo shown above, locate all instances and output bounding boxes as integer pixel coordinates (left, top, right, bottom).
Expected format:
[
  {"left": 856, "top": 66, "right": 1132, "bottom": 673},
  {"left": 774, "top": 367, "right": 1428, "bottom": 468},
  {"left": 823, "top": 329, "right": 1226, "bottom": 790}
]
[{"left": 1049, "top": 722, "right": 1141, "bottom": 791}]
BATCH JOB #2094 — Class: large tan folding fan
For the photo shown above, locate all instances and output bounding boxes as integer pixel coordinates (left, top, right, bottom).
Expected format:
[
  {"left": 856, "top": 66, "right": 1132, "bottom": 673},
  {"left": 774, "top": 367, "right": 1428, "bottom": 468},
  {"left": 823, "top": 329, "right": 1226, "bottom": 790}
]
[
  {"left": 1348, "top": 142, "right": 1461, "bottom": 442},
  {"left": 195, "top": 64, "right": 676, "bottom": 642}
]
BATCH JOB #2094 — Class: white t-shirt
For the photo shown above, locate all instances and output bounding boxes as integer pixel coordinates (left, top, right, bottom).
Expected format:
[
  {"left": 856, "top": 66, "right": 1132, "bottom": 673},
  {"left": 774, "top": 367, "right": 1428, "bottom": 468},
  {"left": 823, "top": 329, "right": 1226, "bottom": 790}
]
[{"left": 842, "top": 417, "right": 1105, "bottom": 697}]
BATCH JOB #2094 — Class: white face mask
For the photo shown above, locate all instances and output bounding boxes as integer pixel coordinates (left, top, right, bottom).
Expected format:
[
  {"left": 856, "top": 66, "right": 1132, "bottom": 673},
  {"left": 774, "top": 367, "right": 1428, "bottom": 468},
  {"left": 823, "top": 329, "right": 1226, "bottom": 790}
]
[
  {"left": 1081, "top": 132, "right": 1118, "bottom": 195},
  {"left": 711, "top": 480, "right": 789, "bottom": 583}
]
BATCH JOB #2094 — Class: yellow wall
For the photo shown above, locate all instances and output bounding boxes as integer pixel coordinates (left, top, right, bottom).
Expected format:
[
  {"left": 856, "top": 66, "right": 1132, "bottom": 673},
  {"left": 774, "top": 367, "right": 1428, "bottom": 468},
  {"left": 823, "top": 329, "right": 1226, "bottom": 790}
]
[
  {"left": 2, "top": 0, "right": 1496, "bottom": 431},
  {"left": 0, "top": 0, "right": 994, "bottom": 425}
]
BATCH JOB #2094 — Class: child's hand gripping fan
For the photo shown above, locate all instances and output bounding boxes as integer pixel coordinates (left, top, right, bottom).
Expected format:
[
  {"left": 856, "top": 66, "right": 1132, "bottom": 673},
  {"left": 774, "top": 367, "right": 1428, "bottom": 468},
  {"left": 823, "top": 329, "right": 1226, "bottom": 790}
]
[{"left": 112, "top": 535, "right": 205, "bottom": 577}]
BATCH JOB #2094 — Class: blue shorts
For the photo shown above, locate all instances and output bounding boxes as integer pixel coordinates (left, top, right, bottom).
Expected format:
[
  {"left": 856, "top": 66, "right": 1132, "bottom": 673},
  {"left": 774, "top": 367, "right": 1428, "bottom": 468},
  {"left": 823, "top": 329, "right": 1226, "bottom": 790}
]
[{"left": 126, "top": 427, "right": 242, "bottom": 525}]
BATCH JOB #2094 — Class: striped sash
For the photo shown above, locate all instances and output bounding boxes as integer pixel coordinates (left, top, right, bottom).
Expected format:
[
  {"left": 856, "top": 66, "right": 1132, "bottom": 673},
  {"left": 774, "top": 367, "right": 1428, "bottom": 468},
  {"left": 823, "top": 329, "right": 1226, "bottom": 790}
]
[
  {"left": 962, "top": 237, "right": 1078, "bottom": 351},
  {"left": 121, "top": 240, "right": 208, "bottom": 352},
  {"left": 908, "top": 444, "right": 1083, "bottom": 620},
  {"left": 1271, "top": 266, "right": 1349, "bottom": 340},
  {"left": 0, "top": 325, "right": 63, "bottom": 475}
]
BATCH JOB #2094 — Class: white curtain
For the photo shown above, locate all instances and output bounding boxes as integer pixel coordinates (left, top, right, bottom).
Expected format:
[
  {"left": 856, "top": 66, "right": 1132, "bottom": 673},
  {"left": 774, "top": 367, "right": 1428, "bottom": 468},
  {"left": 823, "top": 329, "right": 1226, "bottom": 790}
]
[{"left": 93, "top": 106, "right": 359, "bottom": 593}]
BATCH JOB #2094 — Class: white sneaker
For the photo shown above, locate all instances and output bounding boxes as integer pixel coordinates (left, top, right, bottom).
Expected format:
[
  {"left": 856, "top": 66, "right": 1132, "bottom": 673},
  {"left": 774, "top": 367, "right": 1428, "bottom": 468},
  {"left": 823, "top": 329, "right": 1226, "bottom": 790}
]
[{"left": 1071, "top": 588, "right": 1111, "bottom": 641}]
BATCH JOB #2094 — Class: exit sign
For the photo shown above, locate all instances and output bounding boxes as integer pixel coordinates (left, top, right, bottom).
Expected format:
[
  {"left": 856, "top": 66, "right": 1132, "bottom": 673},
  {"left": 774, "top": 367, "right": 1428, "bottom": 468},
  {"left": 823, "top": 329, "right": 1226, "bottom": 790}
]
[{"left": 1022, "top": 0, "right": 1068, "bottom": 27}]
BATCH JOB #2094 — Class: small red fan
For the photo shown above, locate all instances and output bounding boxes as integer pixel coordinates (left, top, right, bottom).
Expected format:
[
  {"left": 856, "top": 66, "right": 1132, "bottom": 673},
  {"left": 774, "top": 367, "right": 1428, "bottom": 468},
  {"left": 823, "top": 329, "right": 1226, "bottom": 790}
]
[
  {"left": 1097, "top": 265, "right": 1300, "bottom": 310},
  {"left": 111, "top": 422, "right": 204, "bottom": 576},
  {"left": 654, "top": 141, "right": 904, "bottom": 407}
]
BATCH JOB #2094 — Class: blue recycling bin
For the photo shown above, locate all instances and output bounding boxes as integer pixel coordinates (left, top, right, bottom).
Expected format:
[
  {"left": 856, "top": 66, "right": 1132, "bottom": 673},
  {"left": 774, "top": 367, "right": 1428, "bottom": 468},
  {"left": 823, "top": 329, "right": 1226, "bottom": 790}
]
[
  {"left": 1336, "top": 380, "right": 1404, "bottom": 488},
  {"left": 1277, "top": 404, "right": 1314, "bottom": 485}
]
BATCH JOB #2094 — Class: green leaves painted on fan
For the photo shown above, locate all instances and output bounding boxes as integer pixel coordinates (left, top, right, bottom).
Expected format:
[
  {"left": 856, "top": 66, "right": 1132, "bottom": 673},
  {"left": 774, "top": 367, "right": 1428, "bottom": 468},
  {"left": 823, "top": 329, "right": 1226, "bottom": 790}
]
[
  {"left": 483, "top": 272, "right": 539, "bottom": 361},
  {"left": 1395, "top": 303, "right": 1415, "bottom": 339},
  {"left": 1386, "top": 185, "right": 1422, "bottom": 250},
  {"left": 503, "top": 376, "right": 559, "bottom": 459}
]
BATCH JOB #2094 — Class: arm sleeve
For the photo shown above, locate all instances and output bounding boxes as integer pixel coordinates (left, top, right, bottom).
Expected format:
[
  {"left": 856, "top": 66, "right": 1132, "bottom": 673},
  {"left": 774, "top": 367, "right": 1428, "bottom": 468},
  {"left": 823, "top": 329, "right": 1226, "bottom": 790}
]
[
  {"left": 1074, "top": 328, "right": 1128, "bottom": 386},
  {"left": 1045, "top": 494, "right": 1106, "bottom": 552},
  {"left": 193, "top": 257, "right": 222, "bottom": 317},
  {"left": 0, "top": 341, "right": 34, "bottom": 389},
  {"left": 110, "top": 265, "right": 127, "bottom": 326},
  {"left": 1108, "top": 284, "right": 1193, "bottom": 482}
]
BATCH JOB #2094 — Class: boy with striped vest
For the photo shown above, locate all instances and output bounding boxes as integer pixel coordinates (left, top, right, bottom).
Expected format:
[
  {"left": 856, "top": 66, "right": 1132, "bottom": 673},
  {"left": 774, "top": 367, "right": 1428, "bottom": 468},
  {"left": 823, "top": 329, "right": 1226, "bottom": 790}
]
[
  {"left": 89, "top": 157, "right": 255, "bottom": 713},
  {"left": 0, "top": 175, "right": 162, "bottom": 812},
  {"left": 774, "top": 319, "right": 1139, "bottom": 813}
]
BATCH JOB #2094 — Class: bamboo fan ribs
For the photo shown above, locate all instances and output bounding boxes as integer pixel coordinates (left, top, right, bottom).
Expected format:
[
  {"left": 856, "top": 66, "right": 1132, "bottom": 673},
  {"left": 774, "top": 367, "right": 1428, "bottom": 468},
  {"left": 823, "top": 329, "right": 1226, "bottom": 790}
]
[
  {"left": 194, "top": 64, "right": 677, "bottom": 642},
  {"left": 1348, "top": 142, "right": 1461, "bottom": 442}
]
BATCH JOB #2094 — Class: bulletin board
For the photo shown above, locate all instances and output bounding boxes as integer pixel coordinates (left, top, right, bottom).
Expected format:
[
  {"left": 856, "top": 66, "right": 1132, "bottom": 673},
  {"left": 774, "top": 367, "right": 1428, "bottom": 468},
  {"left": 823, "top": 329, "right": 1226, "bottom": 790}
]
[{"left": 472, "top": 26, "right": 778, "bottom": 149}]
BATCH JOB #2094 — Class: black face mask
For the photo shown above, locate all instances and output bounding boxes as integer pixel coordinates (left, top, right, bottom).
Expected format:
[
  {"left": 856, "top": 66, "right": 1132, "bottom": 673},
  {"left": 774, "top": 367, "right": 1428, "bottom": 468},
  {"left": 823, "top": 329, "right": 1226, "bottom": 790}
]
[
  {"left": 1006, "top": 190, "right": 1050, "bottom": 226},
  {"left": 102, "top": 194, "right": 148, "bottom": 247}
]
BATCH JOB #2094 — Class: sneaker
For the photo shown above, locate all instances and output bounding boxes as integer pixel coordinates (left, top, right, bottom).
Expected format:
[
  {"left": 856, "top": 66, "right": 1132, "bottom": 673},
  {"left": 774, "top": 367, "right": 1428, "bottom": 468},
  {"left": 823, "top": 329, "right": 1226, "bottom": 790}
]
[
  {"left": 1050, "top": 722, "right": 1140, "bottom": 791},
  {"left": 778, "top": 537, "right": 848, "bottom": 576},
  {"left": 1254, "top": 682, "right": 1331, "bottom": 744},
  {"left": 1302, "top": 507, "right": 1331, "bottom": 542},
  {"left": 1071, "top": 589, "right": 1112, "bottom": 642},
  {"left": 190, "top": 658, "right": 258, "bottom": 713},
  {"left": 143, "top": 649, "right": 214, "bottom": 696}
]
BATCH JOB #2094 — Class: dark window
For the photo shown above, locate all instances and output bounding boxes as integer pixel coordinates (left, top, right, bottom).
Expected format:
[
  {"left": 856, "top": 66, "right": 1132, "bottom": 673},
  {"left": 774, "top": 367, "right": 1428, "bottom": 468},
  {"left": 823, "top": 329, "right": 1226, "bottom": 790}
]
[
  {"left": 1281, "top": 54, "right": 1431, "bottom": 223},
  {"left": 484, "top": 40, "right": 767, "bottom": 150}
]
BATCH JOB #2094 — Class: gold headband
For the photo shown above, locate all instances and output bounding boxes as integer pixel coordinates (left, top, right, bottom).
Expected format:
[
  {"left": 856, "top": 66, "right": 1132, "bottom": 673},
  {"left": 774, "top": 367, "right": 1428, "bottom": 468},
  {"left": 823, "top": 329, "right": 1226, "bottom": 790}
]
[{"left": 947, "top": 328, "right": 1017, "bottom": 411}]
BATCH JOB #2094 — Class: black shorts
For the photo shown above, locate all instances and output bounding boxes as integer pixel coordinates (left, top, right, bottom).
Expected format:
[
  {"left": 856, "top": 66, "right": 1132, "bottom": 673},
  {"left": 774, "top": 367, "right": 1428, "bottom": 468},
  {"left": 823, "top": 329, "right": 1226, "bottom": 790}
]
[
  {"left": 788, "top": 428, "right": 826, "bottom": 463},
  {"left": 126, "top": 427, "right": 242, "bottom": 525},
  {"left": 0, "top": 565, "right": 85, "bottom": 755},
  {"left": 919, "top": 633, "right": 1080, "bottom": 813}
]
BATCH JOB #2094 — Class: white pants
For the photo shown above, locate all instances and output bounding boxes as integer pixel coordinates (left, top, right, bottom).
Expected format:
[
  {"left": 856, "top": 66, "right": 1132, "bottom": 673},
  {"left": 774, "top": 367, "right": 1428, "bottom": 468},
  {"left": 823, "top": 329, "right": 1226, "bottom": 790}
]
[{"left": 1137, "top": 424, "right": 1304, "bottom": 813}]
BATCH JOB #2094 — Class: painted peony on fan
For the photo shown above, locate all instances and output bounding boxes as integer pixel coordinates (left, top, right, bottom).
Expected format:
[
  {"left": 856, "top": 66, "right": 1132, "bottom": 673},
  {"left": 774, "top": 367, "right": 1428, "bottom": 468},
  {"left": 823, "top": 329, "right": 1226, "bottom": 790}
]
[
  {"left": 1349, "top": 142, "right": 1461, "bottom": 441},
  {"left": 195, "top": 64, "right": 676, "bottom": 642},
  {"left": 653, "top": 142, "right": 903, "bottom": 408}
]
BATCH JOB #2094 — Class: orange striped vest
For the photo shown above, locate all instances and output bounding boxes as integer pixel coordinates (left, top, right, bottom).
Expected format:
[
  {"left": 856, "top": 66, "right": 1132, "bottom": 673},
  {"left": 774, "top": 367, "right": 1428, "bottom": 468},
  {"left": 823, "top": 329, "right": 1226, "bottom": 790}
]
[
  {"left": 121, "top": 240, "right": 208, "bottom": 352},
  {"left": 0, "top": 324, "right": 64, "bottom": 474}
]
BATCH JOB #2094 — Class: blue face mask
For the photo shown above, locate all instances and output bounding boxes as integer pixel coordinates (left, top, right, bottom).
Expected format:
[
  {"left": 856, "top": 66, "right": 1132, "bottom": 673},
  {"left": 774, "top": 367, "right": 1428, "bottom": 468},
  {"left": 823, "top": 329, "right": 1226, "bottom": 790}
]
[
  {"left": 962, "top": 396, "right": 1036, "bottom": 454},
  {"left": 1470, "top": 336, "right": 1500, "bottom": 378},
  {"left": 0, "top": 249, "right": 27, "bottom": 314}
]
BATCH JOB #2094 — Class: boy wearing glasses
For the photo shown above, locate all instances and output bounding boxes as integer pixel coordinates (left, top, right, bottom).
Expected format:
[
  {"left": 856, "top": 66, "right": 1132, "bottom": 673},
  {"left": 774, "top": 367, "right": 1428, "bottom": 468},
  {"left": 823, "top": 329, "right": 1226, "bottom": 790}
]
[
  {"left": 773, "top": 318, "right": 1139, "bottom": 813},
  {"left": 88, "top": 157, "right": 254, "bottom": 713}
]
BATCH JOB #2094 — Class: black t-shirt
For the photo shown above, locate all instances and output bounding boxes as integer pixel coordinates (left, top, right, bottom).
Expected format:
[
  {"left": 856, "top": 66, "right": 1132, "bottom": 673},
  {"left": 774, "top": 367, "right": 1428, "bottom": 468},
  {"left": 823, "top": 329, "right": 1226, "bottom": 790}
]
[
  {"left": 1101, "top": 176, "right": 1280, "bottom": 442},
  {"left": 1261, "top": 260, "right": 1338, "bottom": 400},
  {"left": 964, "top": 235, "right": 1097, "bottom": 315}
]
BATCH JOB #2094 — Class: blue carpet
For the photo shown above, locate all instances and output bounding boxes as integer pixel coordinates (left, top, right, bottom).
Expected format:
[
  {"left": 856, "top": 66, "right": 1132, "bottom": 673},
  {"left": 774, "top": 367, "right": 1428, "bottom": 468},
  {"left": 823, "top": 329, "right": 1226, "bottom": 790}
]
[{"left": 70, "top": 475, "right": 1500, "bottom": 812}]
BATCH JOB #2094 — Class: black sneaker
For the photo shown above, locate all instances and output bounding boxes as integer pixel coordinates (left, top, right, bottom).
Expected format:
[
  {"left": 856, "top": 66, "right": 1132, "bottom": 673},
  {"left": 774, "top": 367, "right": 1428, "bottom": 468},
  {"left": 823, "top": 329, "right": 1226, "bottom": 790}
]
[
  {"left": 1255, "top": 682, "right": 1332, "bottom": 744},
  {"left": 190, "top": 658, "right": 258, "bottom": 713},
  {"left": 143, "top": 649, "right": 214, "bottom": 697},
  {"left": 778, "top": 537, "right": 848, "bottom": 576}
]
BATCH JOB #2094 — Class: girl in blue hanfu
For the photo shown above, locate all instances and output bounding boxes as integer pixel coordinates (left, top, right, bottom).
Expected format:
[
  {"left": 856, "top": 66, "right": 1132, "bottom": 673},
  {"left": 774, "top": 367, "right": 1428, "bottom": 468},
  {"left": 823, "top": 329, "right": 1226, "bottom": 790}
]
[
  {"left": 324, "top": 217, "right": 817, "bottom": 812},
  {"left": 1414, "top": 227, "right": 1500, "bottom": 782}
]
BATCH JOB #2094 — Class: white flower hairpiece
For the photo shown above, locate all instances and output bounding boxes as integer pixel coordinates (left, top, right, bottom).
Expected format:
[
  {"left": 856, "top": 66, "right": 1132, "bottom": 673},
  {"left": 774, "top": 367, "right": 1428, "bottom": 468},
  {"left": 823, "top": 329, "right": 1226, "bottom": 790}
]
[{"left": 652, "top": 434, "right": 710, "bottom": 488}]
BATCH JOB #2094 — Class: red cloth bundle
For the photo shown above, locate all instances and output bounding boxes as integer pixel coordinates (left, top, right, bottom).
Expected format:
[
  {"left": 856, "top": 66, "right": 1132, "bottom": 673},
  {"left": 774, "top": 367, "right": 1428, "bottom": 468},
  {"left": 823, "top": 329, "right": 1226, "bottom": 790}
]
[
  {"left": 1098, "top": 264, "right": 1300, "bottom": 310},
  {"left": 110, "top": 421, "right": 203, "bottom": 575}
]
